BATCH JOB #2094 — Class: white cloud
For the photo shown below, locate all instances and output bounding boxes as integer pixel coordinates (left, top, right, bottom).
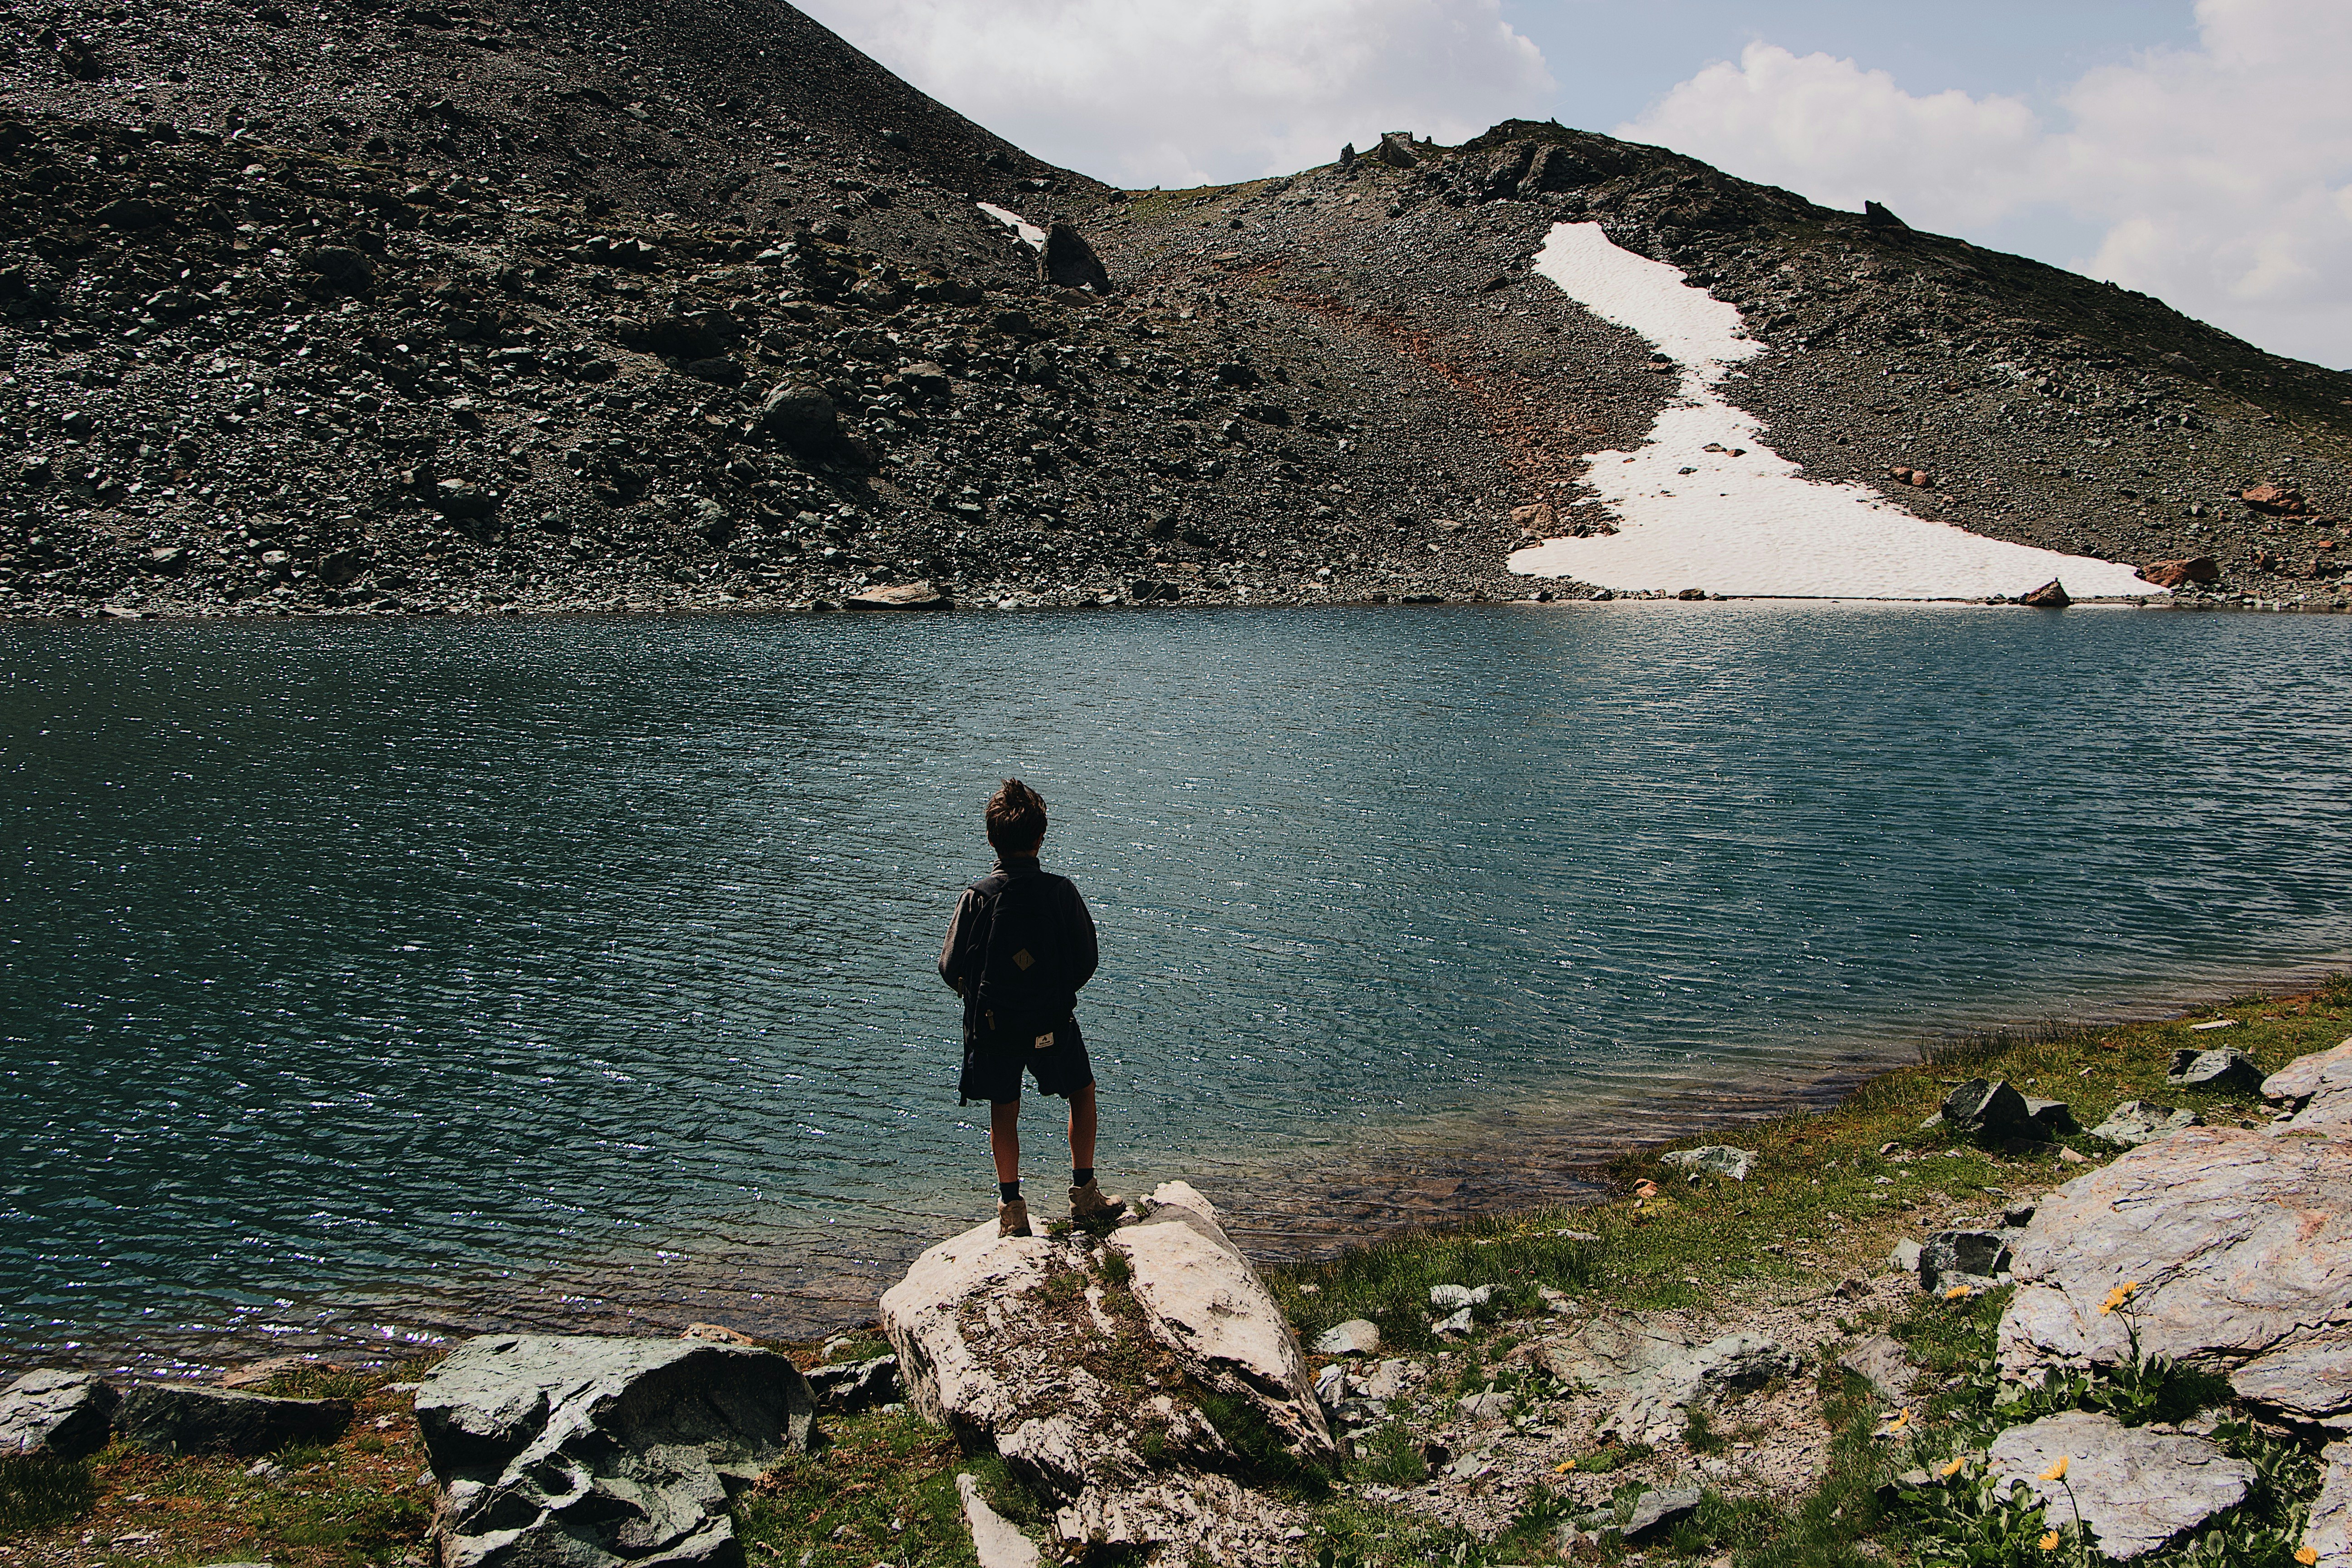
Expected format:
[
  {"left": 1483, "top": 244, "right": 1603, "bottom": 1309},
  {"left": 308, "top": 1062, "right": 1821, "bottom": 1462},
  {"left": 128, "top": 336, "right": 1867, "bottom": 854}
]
[
  {"left": 1621, "top": 0, "right": 2352, "bottom": 368},
  {"left": 794, "top": 0, "right": 1553, "bottom": 191}
]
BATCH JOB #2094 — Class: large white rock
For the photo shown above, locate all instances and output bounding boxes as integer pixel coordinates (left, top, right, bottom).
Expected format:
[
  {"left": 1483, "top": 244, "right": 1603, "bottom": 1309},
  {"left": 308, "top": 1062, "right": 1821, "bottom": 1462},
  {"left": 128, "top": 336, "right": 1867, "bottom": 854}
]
[
  {"left": 879, "top": 1190, "right": 1312, "bottom": 1565},
  {"left": 2271, "top": 1038, "right": 2352, "bottom": 1132},
  {"left": 1996, "top": 1123, "right": 2352, "bottom": 1428},
  {"left": 2307, "top": 1441, "right": 2351, "bottom": 1568},
  {"left": 1107, "top": 1181, "right": 1334, "bottom": 1463},
  {"left": 1985, "top": 1410, "right": 2252, "bottom": 1559}
]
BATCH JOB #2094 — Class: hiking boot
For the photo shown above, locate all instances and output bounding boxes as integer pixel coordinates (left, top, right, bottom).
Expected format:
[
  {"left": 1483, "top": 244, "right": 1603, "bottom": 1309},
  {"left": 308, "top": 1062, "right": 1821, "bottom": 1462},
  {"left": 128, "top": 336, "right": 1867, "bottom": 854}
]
[
  {"left": 1068, "top": 1179, "right": 1125, "bottom": 1223},
  {"left": 997, "top": 1198, "right": 1031, "bottom": 1239}
]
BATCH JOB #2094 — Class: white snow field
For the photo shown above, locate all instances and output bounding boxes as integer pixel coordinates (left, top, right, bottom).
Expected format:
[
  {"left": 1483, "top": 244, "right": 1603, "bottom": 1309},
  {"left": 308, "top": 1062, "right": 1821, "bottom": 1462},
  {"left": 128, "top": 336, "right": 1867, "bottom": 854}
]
[
  {"left": 975, "top": 201, "right": 1045, "bottom": 250},
  {"left": 1509, "top": 224, "right": 2161, "bottom": 601}
]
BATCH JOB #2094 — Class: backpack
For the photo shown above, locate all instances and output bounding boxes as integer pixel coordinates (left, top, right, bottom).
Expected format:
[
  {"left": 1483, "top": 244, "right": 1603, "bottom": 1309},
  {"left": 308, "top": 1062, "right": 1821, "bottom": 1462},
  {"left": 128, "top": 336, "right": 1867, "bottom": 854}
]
[{"left": 961, "top": 868, "right": 1078, "bottom": 1052}]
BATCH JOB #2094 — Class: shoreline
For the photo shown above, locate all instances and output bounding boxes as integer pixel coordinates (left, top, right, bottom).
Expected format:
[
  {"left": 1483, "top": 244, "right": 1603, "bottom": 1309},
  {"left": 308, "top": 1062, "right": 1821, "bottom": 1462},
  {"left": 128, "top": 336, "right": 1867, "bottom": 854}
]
[{"left": 10, "top": 950, "right": 2344, "bottom": 1383}]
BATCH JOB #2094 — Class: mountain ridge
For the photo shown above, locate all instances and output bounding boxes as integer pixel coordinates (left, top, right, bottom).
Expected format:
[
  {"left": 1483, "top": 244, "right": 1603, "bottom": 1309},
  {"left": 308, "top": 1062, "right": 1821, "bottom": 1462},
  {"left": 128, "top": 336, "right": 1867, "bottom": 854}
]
[{"left": 1, "top": 0, "right": 2346, "bottom": 617}]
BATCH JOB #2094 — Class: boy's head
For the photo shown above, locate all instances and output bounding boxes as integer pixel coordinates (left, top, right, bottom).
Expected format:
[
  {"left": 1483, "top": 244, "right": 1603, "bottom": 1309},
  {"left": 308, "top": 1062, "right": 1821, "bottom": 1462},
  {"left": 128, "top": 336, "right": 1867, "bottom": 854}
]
[{"left": 986, "top": 778, "right": 1048, "bottom": 857}]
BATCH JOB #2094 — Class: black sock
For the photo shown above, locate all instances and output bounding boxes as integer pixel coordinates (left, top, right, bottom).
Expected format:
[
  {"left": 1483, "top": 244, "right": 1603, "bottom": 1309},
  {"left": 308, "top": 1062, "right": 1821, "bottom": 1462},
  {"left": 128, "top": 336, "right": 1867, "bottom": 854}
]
[
  {"left": 999, "top": 1181, "right": 1021, "bottom": 1204},
  {"left": 1073, "top": 1167, "right": 1094, "bottom": 1188}
]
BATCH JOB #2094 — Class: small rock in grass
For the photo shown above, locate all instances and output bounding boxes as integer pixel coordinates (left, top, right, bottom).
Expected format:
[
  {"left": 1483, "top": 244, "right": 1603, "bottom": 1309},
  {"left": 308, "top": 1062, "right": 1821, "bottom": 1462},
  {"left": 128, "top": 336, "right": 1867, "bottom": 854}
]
[
  {"left": 2166, "top": 1048, "right": 2265, "bottom": 1093},
  {"left": 1941, "top": 1078, "right": 2039, "bottom": 1141},
  {"left": 1623, "top": 1486, "right": 1705, "bottom": 1541},
  {"left": 1889, "top": 1238, "right": 1923, "bottom": 1273},
  {"left": 1917, "top": 1230, "right": 2011, "bottom": 1294},
  {"left": 1313, "top": 1364, "right": 1346, "bottom": 1407},
  {"left": 803, "top": 1355, "right": 899, "bottom": 1415},
  {"left": 2088, "top": 1101, "right": 2203, "bottom": 1147},
  {"left": 1428, "top": 1284, "right": 1495, "bottom": 1311},
  {"left": 1432, "top": 1307, "right": 1475, "bottom": 1336},
  {"left": 1660, "top": 1145, "right": 1756, "bottom": 1182},
  {"left": 1457, "top": 1389, "right": 1515, "bottom": 1421},
  {"left": 1313, "top": 1318, "right": 1381, "bottom": 1356}
]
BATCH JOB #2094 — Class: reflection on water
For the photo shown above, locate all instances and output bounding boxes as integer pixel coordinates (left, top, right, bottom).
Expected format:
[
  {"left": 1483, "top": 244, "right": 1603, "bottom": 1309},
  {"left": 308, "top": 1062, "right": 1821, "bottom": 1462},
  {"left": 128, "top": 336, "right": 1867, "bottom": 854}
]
[{"left": 3, "top": 603, "right": 2348, "bottom": 1371}]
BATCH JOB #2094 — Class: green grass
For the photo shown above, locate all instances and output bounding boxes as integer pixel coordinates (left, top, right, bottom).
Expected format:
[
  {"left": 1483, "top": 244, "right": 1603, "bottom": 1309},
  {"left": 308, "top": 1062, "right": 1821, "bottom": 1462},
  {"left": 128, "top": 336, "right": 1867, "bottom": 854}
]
[
  {"left": 734, "top": 1406, "right": 978, "bottom": 1568},
  {"left": 0, "top": 1452, "right": 100, "bottom": 1538}
]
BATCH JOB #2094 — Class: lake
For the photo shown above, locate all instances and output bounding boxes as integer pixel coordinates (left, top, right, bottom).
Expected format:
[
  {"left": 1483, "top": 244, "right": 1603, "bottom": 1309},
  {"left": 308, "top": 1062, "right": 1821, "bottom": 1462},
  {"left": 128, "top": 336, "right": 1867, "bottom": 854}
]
[{"left": 4, "top": 603, "right": 2348, "bottom": 1372}]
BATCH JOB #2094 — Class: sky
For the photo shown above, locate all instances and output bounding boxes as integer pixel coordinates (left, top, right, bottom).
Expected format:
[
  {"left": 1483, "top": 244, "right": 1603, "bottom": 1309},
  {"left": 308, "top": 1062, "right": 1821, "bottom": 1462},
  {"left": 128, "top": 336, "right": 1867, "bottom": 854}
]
[{"left": 794, "top": 0, "right": 2352, "bottom": 370}]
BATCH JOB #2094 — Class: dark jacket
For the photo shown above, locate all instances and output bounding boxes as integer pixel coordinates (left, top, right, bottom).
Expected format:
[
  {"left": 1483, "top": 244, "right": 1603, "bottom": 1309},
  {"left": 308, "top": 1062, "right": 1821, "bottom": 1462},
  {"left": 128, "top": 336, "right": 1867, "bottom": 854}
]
[{"left": 938, "top": 856, "right": 1099, "bottom": 1029}]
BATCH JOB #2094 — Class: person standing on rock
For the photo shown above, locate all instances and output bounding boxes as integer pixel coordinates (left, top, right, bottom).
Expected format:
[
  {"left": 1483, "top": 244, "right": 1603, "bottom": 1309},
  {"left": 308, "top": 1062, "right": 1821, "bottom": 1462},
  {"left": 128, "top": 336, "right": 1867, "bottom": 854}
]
[{"left": 939, "top": 779, "right": 1125, "bottom": 1238}]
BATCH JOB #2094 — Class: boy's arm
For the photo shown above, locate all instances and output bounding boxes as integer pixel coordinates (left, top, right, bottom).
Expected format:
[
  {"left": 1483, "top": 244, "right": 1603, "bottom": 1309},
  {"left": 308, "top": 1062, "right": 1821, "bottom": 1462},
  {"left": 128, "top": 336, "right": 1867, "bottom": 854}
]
[
  {"left": 1066, "top": 884, "right": 1099, "bottom": 991},
  {"left": 939, "top": 889, "right": 977, "bottom": 993}
]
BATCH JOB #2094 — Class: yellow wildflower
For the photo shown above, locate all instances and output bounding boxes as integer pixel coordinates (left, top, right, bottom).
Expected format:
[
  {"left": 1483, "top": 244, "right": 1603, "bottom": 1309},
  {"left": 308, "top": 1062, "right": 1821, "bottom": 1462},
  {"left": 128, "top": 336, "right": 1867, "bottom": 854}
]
[
  {"left": 2040, "top": 1455, "right": 2070, "bottom": 1482},
  {"left": 1939, "top": 1458, "right": 1966, "bottom": 1478},
  {"left": 1556, "top": 1460, "right": 1578, "bottom": 1473},
  {"left": 1887, "top": 1408, "right": 1911, "bottom": 1432},
  {"left": 2295, "top": 1548, "right": 2318, "bottom": 1566},
  {"left": 2041, "top": 1534, "right": 2062, "bottom": 1552},
  {"left": 1945, "top": 1284, "right": 1972, "bottom": 1300},
  {"left": 2100, "top": 1280, "right": 2141, "bottom": 1316}
]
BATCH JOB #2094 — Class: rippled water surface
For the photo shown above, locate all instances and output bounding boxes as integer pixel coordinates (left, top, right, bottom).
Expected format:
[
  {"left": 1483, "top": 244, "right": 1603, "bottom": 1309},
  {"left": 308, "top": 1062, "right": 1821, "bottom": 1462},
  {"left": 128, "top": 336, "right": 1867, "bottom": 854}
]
[{"left": 4, "top": 604, "right": 2349, "bottom": 1369}]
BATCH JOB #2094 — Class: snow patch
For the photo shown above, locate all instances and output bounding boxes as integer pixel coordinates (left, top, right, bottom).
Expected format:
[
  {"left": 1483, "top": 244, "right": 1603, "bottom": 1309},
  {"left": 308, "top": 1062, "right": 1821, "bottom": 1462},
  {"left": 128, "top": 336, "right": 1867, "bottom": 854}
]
[
  {"left": 1509, "top": 224, "right": 2161, "bottom": 602},
  {"left": 977, "top": 201, "right": 1045, "bottom": 251}
]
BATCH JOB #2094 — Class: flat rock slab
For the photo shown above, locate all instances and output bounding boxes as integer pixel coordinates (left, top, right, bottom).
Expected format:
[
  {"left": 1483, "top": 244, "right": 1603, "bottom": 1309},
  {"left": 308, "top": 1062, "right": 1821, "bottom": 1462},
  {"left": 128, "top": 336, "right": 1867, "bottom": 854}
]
[
  {"left": 1313, "top": 1319, "right": 1381, "bottom": 1357},
  {"left": 1603, "top": 1330, "right": 1798, "bottom": 1446},
  {"left": 1986, "top": 1410, "right": 2252, "bottom": 1559},
  {"left": 846, "top": 580, "right": 949, "bottom": 609},
  {"left": 2306, "top": 1441, "right": 2350, "bottom": 1568},
  {"left": 1624, "top": 1485, "right": 1705, "bottom": 1540},
  {"left": 0, "top": 1371, "right": 119, "bottom": 1459},
  {"left": 1998, "top": 1125, "right": 2352, "bottom": 1428},
  {"left": 414, "top": 1335, "right": 815, "bottom": 1568},
  {"left": 1661, "top": 1145, "right": 1756, "bottom": 1181},
  {"left": 118, "top": 1384, "right": 351, "bottom": 1457}
]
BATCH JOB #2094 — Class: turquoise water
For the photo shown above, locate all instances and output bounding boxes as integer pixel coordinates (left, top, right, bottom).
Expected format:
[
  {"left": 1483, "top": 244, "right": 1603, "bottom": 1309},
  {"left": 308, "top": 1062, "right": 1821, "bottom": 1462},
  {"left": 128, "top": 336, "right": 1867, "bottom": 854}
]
[{"left": 4, "top": 603, "right": 2349, "bottom": 1370}]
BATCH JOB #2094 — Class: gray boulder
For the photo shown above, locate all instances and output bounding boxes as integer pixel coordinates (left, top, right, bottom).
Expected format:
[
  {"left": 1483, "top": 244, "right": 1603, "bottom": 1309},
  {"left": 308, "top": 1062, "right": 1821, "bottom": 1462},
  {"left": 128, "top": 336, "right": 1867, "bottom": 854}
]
[
  {"left": 1038, "top": 222, "right": 1111, "bottom": 294},
  {"left": 1986, "top": 1410, "right": 2253, "bottom": 1559},
  {"left": 1999, "top": 1125, "right": 2352, "bottom": 1428},
  {"left": 2166, "top": 1048, "right": 2266, "bottom": 1093},
  {"left": 2088, "top": 1100, "right": 2203, "bottom": 1147},
  {"left": 1942, "top": 1079, "right": 2039, "bottom": 1141},
  {"left": 0, "top": 1370, "right": 119, "bottom": 1459},
  {"left": 117, "top": 1383, "right": 352, "bottom": 1457},
  {"left": 759, "top": 383, "right": 839, "bottom": 451},
  {"left": 413, "top": 1335, "right": 815, "bottom": 1568},
  {"left": 1919, "top": 1230, "right": 2013, "bottom": 1294},
  {"left": 2024, "top": 1098, "right": 2081, "bottom": 1136},
  {"left": 2305, "top": 1440, "right": 2349, "bottom": 1568},
  {"left": 2264, "top": 1038, "right": 2352, "bottom": 1108},
  {"left": 1623, "top": 1486, "right": 1705, "bottom": 1541},
  {"left": 1660, "top": 1146, "right": 1756, "bottom": 1182},
  {"left": 1603, "top": 1331, "right": 1798, "bottom": 1445},
  {"left": 1427, "top": 1284, "right": 1496, "bottom": 1312},
  {"left": 804, "top": 1355, "right": 899, "bottom": 1416}
]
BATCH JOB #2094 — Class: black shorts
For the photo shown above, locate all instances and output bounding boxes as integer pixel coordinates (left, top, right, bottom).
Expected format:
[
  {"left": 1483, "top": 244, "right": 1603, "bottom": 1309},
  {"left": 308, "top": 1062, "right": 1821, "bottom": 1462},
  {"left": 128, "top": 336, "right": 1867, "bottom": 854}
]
[{"left": 959, "top": 1018, "right": 1095, "bottom": 1105}]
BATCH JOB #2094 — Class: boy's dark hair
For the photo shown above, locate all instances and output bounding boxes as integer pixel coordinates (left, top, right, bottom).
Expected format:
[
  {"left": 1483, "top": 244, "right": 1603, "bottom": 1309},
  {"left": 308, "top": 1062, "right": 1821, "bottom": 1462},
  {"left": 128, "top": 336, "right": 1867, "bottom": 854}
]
[{"left": 986, "top": 778, "right": 1048, "bottom": 854}]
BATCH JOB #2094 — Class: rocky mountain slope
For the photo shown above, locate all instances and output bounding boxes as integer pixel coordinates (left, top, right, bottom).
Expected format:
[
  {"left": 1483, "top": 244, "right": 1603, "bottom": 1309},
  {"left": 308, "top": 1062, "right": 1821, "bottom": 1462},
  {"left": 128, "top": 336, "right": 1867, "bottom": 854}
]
[{"left": 3, "top": 0, "right": 2348, "bottom": 618}]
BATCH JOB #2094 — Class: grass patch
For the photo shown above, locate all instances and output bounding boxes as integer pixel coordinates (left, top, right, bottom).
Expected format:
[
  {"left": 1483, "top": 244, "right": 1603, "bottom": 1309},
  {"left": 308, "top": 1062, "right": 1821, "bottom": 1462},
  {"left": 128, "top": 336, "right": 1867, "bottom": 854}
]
[
  {"left": 0, "top": 1453, "right": 99, "bottom": 1537},
  {"left": 737, "top": 1405, "right": 978, "bottom": 1568}
]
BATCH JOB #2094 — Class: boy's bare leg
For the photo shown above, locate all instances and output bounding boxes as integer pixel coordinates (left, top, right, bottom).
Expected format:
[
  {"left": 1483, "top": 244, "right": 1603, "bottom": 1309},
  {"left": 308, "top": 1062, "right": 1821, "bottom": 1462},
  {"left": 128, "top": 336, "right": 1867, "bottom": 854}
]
[
  {"left": 1068, "top": 1083, "right": 1097, "bottom": 1173},
  {"left": 990, "top": 1099, "right": 1021, "bottom": 1186}
]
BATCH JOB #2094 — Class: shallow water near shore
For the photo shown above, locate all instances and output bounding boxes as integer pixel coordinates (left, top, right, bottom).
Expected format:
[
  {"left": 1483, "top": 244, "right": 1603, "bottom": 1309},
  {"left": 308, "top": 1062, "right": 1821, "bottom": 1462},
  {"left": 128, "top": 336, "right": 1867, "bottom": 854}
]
[{"left": 5, "top": 602, "right": 2350, "bottom": 1372}]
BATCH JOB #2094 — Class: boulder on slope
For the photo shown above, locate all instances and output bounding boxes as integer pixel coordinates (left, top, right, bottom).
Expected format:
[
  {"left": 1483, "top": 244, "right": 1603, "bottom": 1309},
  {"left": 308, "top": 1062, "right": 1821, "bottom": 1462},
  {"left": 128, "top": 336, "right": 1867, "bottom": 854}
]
[
  {"left": 880, "top": 1186, "right": 1312, "bottom": 1566},
  {"left": 412, "top": 1335, "right": 815, "bottom": 1568},
  {"left": 0, "top": 1370, "right": 119, "bottom": 1459},
  {"left": 2087, "top": 1100, "right": 2202, "bottom": 1147},
  {"left": 2264, "top": 1039, "right": 2352, "bottom": 1107},
  {"left": 1997, "top": 1121, "right": 2352, "bottom": 1429}
]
